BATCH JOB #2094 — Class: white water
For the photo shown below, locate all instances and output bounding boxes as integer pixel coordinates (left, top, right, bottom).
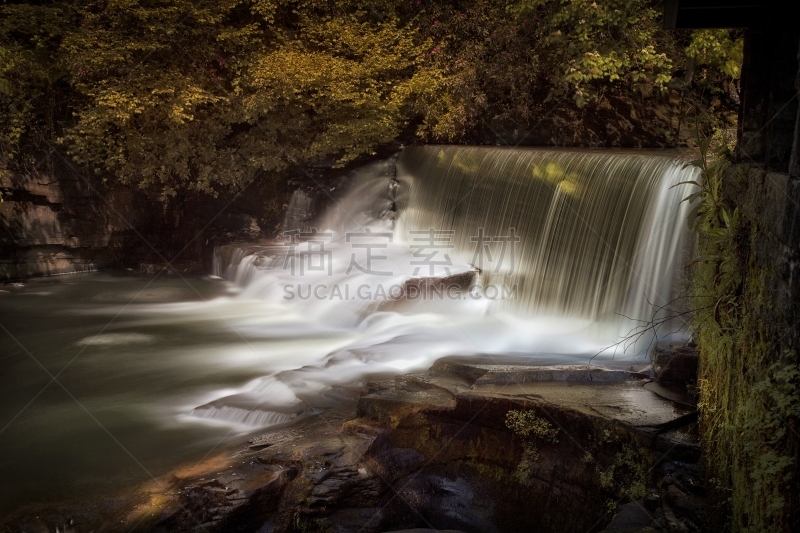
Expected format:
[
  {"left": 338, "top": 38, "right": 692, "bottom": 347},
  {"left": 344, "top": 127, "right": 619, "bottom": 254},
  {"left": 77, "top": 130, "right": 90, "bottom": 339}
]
[
  {"left": 0, "top": 147, "right": 698, "bottom": 509},
  {"left": 184, "top": 147, "right": 698, "bottom": 432}
]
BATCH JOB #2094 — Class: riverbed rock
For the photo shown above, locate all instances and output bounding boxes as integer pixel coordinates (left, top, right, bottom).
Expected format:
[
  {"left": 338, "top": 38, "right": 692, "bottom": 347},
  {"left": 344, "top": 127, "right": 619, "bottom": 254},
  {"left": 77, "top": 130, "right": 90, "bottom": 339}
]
[
  {"left": 163, "top": 362, "right": 698, "bottom": 532},
  {"left": 1, "top": 361, "right": 703, "bottom": 533},
  {"left": 651, "top": 345, "right": 698, "bottom": 386},
  {"left": 603, "top": 501, "right": 654, "bottom": 531}
]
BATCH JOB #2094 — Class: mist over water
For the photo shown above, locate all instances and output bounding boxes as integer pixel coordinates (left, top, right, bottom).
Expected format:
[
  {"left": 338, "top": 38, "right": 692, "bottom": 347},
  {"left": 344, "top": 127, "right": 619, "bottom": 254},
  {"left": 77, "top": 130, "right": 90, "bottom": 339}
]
[
  {"left": 0, "top": 146, "right": 697, "bottom": 509},
  {"left": 206, "top": 147, "right": 697, "bottom": 431}
]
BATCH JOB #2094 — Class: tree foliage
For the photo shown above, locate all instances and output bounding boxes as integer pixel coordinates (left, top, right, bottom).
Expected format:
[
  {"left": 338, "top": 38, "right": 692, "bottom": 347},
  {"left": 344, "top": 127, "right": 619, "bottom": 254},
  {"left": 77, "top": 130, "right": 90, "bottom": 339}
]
[
  {"left": 57, "top": 0, "right": 433, "bottom": 200},
  {"left": 0, "top": 2, "right": 72, "bottom": 174},
  {"left": 508, "top": 0, "right": 673, "bottom": 105},
  {"left": 686, "top": 29, "right": 743, "bottom": 80},
  {"left": 1, "top": 0, "right": 430, "bottom": 199},
  {"left": 0, "top": 0, "right": 743, "bottom": 199},
  {"left": 419, "top": 1, "right": 741, "bottom": 145}
]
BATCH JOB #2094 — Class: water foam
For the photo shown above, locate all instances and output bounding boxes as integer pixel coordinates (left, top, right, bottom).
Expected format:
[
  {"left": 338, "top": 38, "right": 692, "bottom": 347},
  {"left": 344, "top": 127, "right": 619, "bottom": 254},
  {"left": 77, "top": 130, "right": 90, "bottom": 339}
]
[{"left": 178, "top": 148, "right": 698, "bottom": 431}]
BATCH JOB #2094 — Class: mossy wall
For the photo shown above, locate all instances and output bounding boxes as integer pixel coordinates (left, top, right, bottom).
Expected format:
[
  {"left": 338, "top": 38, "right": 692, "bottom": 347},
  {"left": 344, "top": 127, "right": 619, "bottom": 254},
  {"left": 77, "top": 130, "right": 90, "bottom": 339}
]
[{"left": 691, "top": 157, "right": 800, "bottom": 532}]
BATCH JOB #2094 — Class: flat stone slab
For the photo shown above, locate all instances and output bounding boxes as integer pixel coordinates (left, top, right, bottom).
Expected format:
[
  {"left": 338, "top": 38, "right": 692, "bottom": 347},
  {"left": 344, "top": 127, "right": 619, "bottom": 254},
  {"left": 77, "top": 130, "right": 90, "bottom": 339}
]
[
  {"left": 643, "top": 381, "right": 696, "bottom": 409},
  {"left": 426, "top": 359, "right": 691, "bottom": 425},
  {"left": 357, "top": 386, "right": 457, "bottom": 424},
  {"left": 430, "top": 359, "right": 632, "bottom": 384},
  {"left": 468, "top": 380, "right": 690, "bottom": 428},
  {"left": 363, "top": 361, "right": 695, "bottom": 431},
  {"left": 473, "top": 364, "right": 631, "bottom": 384},
  {"left": 387, "top": 530, "right": 466, "bottom": 533}
]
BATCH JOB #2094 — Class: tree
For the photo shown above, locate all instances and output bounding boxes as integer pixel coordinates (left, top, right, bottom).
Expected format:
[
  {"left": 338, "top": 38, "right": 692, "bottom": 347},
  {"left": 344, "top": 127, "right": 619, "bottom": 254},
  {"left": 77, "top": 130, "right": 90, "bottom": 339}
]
[
  {"left": 57, "top": 0, "right": 432, "bottom": 200},
  {"left": 0, "top": 2, "right": 73, "bottom": 176},
  {"left": 406, "top": 0, "right": 677, "bottom": 142},
  {"left": 0, "top": 0, "right": 741, "bottom": 197},
  {"left": 508, "top": 0, "right": 673, "bottom": 106}
]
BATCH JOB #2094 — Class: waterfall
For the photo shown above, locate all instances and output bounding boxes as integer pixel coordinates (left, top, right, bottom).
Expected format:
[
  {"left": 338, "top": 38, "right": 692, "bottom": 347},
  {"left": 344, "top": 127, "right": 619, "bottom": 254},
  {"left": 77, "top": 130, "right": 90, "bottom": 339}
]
[
  {"left": 396, "top": 146, "right": 696, "bottom": 326},
  {"left": 283, "top": 189, "right": 316, "bottom": 232},
  {"left": 196, "top": 146, "right": 697, "bottom": 431}
]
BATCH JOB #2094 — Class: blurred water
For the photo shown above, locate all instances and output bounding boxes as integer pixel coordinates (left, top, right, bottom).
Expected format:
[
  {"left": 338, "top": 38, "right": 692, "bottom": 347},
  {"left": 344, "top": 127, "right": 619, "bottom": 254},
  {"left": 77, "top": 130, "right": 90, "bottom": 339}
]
[
  {"left": 0, "top": 275, "right": 253, "bottom": 509},
  {"left": 0, "top": 147, "right": 697, "bottom": 510},
  {"left": 206, "top": 148, "right": 696, "bottom": 432}
]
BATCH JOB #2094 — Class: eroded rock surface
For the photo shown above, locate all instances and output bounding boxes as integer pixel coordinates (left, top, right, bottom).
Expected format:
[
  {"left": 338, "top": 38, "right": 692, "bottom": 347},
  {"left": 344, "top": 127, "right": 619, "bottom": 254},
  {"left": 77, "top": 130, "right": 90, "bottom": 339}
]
[{"left": 2, "top": 361, "right": 703, "bottom": 533}]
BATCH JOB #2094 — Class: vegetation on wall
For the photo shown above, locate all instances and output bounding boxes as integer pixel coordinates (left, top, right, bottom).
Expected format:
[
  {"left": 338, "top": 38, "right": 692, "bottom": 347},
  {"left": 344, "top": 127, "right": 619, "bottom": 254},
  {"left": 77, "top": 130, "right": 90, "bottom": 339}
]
[
  {"left": 505, "top": 408, "right": 560, "bottom": 483},
  {"left": 686, "top": 129, "right": 799, "bottom": 532}
]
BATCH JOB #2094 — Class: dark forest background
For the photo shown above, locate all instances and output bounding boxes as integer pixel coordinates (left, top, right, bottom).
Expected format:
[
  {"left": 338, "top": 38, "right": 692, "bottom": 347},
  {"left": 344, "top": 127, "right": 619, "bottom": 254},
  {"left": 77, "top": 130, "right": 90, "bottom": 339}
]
[{"left": 2, "top": 0, "right": 742, "bottom": 204}]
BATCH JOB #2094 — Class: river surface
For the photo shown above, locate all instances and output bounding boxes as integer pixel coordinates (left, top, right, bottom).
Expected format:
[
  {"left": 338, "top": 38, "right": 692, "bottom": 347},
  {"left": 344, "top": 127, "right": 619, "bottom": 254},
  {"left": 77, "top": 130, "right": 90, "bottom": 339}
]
[
  {"left": 0, "top": 148, "right": 695, "bottom": 511},
  {"left": 0, "top": 270, "right": 620, "bottom": 511},
  {"left": 0, "top": 274, "right": 257, "bottom": 510}
]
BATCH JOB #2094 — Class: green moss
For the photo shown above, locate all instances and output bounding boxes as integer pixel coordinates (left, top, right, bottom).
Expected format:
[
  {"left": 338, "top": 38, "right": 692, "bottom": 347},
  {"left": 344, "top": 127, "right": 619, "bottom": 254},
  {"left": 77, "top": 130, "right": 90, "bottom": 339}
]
[
  {"left": 505, "top": 409, "right": 560, "bottom": 483},
  {"left": 505, "top": 409, "right": 560, "bottom": 443},
  {"left": 687, "top": 131, "right": 799, "bottom": 532},
  {"left": 505, "top": 408, "right": 653, "bottom": 502},
  {"left": 597, "top": 444, "right": 649, "bottom": 501},
  {"left": 584, "top": 424, "right": 651, "bottom": 503}
]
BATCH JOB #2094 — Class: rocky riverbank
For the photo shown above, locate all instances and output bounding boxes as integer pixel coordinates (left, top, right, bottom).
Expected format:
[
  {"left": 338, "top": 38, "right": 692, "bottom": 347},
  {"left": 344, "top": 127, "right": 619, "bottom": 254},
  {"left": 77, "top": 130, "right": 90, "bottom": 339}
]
[{"left": 2, "top": 356, "right": 704, "bottom": 533}]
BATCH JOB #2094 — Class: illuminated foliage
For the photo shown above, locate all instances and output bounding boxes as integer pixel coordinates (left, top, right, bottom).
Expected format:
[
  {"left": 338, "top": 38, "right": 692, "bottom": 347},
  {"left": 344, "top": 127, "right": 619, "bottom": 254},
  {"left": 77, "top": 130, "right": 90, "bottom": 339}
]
[
  {"left": 508, "top": 0, "right": 673, "bottom": 105},
  {"left": 56, "top": 0, "right": 432, "bottom": 200},
  {"left": 686, "top": 29, "right": 743, "bottom": 80},
  {"left": 1, "top": 0, "right": 742, "bottom": 198}
]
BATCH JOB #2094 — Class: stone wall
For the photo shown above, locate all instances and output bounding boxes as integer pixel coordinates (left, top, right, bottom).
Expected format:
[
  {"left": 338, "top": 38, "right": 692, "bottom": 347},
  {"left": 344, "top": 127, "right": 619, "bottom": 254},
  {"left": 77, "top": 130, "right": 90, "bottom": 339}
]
[
  {"left": 0, "top": 166, "right": 278, "bottom": 280},
  {"left": 0, "top": 154, "right": 373, "bottom": 280},
  {"left": 0, "top": 169, "right": 121, "bottom": 279},
  {"left": 699, "top": 13, "right": 800, "bottom": 532},
  {"left": 723, "top": 167, "right": 800, "bottom": 349}
]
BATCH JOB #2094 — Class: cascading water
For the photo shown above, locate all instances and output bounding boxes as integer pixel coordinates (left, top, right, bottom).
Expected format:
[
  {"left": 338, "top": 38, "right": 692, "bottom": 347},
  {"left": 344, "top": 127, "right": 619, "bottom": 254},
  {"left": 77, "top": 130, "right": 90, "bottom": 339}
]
[
  {"left": 283, "top": 188, "right": 316, "bottom": 232},
  {"left": 396, "top": 146, "right": 695, "bottom": 327},
  {"left": 196, "top": 146, "right": 698, "bottom": 432},
  {"left": 0, "top": 147, "right": 700, "bottom": 510}
]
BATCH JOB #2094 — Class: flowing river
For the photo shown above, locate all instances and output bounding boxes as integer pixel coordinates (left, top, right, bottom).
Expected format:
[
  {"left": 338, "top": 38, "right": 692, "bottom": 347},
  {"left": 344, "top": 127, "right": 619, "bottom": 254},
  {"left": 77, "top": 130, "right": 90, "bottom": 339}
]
[{"left": 0, "top": 146, "right": 698, "bottom": 511}]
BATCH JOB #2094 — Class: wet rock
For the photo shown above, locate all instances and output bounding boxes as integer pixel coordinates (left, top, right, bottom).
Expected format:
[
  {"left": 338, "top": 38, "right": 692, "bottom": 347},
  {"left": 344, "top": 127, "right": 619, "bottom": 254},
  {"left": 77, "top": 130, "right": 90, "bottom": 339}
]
[
  {"left": 604, "top": 501, "right": 654, "bottom": 531},
  {"left": 385, "top": 473, "right": 498, "bottom": 533},
  {"left": 160, "top": 464, "right": 297, "bottom": 531},
  {"left": 642, "top": 382, "right": 695, "bottom": 409},
  {"left": 666, "top": 484, "right": 703, "bottom": 523},
  {"left": 309, "top": 464, "right": 381, "bottom": 507},
  {"left": 629, "top": 364, "right": 655, "bottom": 378},
  {"left": 376, "top": 270, "right": 479, "bottom": 311},
  {"left": 429, "top": 360, "right": 491, "bottom": 384},
  {"left": 651, "top": 431, "right": 701, "bottom": 464},
  {"left": 357, "top": 386, "right": 457, "bottom": 425},
  {"left": 640, "top": 461, "right": 706, "bottom": 532},
  {"left": 367, "top": 446, "right": 427, "bottom": 483},
  {"left": 248, "top": 428, "right": 304, "bottom": 451},
  {"left": 644, "top": 491, "right": 660, "bottom": 511},
  {"left": 430, "top": 359, "right": 634, "bottom": 384},
  {"left": 472, "top": 364, "right": 631, "bottom": 384},
  {"left": 2, "top": 361, "right": 707, "bottom": 533},
  {"left": 651, "top": 346, "right": 698, "bottom": 386},
  {"left": 659, "top": 461, "right": 677, "bottom": 474},
  {"left": 676, "top": 464, "right": 706, "bottom": 496},
  {"left": 387, "top": 530, "right": 466, "bottom": 533}
]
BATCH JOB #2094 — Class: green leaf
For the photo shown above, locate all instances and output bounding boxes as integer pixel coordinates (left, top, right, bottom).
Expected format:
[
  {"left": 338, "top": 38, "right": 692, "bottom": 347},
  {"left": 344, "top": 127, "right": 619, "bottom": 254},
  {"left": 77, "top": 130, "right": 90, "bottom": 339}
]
[
  {"left": 671, "top": 180, "right": 701, "bottom": 189},
  {"left": 680, "top": 191, "right": 702, "bottom": 204}
]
